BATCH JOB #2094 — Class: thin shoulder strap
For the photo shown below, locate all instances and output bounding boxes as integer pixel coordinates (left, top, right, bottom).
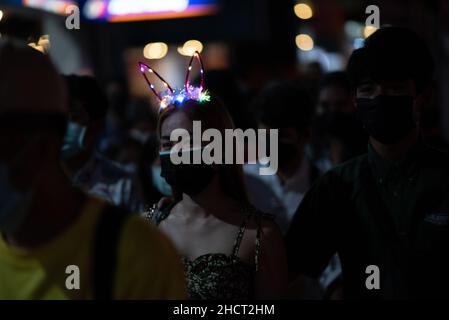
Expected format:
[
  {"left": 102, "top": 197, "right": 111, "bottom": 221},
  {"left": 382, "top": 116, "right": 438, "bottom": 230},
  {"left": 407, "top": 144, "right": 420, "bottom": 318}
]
[
  {"left": 231, "top": 209, "right": 265, "bottom": 272},
  {"left": 254, "top": 214, "right": 263, "bottom": 272},
  {"left": 231, "top": 213, "right": 252, "bottom": 257},
  {"left": 145, "top": 201, "right": 177, "bottom": 226}
]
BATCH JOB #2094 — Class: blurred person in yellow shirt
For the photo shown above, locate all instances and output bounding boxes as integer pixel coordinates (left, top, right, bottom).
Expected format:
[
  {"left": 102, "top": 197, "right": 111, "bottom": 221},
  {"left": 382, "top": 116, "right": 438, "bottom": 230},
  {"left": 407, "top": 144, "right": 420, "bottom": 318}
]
[{"left": 0, "top": 39, "right": 186, "bottom": 300}]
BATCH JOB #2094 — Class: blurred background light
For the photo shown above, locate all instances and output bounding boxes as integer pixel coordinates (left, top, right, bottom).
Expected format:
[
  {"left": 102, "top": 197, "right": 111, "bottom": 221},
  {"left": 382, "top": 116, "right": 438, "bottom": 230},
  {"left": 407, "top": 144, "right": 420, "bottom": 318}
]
[
  {"left": 345, "top": 21, "right": 363, "bottom": 39},
  {"left": 363, "top": 25, "right": 378, "bottom": 38},
  {"left": 353, "top": 38, "right": 365, "bottom": 49},
  {"left": 294, "top": 3, "right": 313, "bottom": 20},
  {"left": 38, "top": 34, "right": 50, "bottom": 50},
  {"left": 83, "top": 0, "right": 218, "bottom": 22},
  {"left": 23, "top": 0, "right": 77, "bottom": 15},
  {"left": 28, "top": 35, "right": 51, "bottom": 54},
  {"left": 108, "top": 0, "right": 189, "bottom": 16},
  {"left": 0, "top": 10, "right": 3, "bottom": 22},
  {"left": 296, "top": 34, "right": 314, "bottom": 51},
  {"left": 84, "top": 0, "right": 107, "bottom": 19},
  {"left": 28, "top": 42, "right": 45, "bottom": 53},
  {"left": 143, "top": 42, "right": 168, "bottom": 59},
  {"left": 177, "top": 39, "right": 203, "bottom": 56}
]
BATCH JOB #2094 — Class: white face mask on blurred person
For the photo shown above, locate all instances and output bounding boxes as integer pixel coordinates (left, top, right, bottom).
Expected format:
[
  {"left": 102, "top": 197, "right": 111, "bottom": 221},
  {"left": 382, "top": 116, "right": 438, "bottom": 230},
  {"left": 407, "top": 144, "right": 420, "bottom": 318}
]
[
  {"left": 129, "top": 129, "right": 151, "bottom": 145},
  {"left": 61, "top": 121, "right": 87, "bottom": 160},
  {"left": 151, "top": 165, "right": 172, "bottom": 197},
  {"left": 120, "top": 162, "right": 138, "bottom": 173},
  {"left": 0, "top": 163, "right": 32, "bottom": 233}
]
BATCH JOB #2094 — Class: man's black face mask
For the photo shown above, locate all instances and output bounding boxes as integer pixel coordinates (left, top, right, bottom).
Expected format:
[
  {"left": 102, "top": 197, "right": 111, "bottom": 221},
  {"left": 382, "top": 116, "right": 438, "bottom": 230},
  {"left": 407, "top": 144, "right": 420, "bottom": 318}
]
[{"left": 356, "top": 95, "right": 416, "bottom": 145}]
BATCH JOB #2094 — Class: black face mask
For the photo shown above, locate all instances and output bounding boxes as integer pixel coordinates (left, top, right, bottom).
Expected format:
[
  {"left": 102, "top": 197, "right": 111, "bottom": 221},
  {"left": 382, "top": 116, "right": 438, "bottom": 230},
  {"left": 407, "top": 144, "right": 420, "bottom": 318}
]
[
  {"left": 159, "top": 149, "right": 217, "bottom": 197},
  {"left": 356, "top": 95, "right": 416, "bottom": 145}
]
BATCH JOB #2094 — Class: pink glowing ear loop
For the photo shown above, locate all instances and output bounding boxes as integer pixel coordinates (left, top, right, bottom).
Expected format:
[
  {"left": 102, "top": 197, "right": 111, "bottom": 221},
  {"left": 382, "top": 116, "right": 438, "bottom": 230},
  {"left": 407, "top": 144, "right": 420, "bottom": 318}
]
[
  {"left": 184, "top": 51, "right": 205, "bottom": 93},
  {"left": 138, "top": 62, "right": 174, "bottom": 101}
]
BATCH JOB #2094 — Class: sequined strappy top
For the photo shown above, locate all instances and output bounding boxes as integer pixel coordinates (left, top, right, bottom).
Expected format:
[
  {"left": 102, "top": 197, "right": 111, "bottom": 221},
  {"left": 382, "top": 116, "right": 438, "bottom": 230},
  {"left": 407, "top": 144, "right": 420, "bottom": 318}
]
[{"left": 144, "top": 203, "right": 264, "bottom": 300}]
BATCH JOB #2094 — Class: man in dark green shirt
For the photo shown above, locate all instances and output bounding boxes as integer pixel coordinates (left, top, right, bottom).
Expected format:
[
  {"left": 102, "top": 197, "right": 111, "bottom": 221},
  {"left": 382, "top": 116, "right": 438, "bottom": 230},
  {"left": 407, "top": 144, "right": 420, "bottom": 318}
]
[{"left": 286, "top": 27, "right": 449, "bottom": 299}]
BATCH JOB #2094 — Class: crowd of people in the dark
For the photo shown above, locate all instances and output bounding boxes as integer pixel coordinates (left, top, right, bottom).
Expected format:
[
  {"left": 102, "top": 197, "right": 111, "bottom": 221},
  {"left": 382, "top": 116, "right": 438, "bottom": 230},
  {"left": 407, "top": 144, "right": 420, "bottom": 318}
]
[{"left": 1, "top": 25, "right": 449, "bottom": 300}]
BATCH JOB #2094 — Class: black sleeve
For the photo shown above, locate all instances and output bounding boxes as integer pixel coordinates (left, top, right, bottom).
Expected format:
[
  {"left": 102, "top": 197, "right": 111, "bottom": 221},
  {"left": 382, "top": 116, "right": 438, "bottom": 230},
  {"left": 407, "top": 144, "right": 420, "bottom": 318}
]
[{"left": 285, "top": 171, "right": 342, "bottom": 279}]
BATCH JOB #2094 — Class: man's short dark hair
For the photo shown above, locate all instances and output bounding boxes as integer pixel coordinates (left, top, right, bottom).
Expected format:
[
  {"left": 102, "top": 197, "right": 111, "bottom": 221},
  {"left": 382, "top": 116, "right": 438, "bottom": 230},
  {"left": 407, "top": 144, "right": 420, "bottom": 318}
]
[
  {"left": 64, "top": 75, "right": 109, "bottom": 122},
  {"left": 347, "top": 27, "right": 434, "bottom": 94},
  {"left": 252, "top": 82, "right": 314, "bottom": 132}
]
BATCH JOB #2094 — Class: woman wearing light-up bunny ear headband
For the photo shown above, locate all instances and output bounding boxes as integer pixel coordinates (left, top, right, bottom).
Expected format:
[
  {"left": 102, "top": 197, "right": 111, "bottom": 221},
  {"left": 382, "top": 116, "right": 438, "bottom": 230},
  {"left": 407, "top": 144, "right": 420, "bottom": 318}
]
[{"left": 141, "top": 52, "right": 287, "bottom": 299}]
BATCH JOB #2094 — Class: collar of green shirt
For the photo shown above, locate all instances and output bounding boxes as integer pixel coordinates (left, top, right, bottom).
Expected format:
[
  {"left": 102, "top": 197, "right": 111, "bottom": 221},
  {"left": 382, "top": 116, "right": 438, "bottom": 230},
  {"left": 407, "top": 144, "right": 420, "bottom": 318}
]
[{"left": 367, "top": 140, "right": 423, "bottom": 183}]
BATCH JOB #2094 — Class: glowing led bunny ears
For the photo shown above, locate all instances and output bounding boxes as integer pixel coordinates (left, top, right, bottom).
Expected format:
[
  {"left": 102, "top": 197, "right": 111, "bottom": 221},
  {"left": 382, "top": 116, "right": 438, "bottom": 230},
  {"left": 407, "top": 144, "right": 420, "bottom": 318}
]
[{"left": 139, "top": 51, "right": 210, "bottom": 111}]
